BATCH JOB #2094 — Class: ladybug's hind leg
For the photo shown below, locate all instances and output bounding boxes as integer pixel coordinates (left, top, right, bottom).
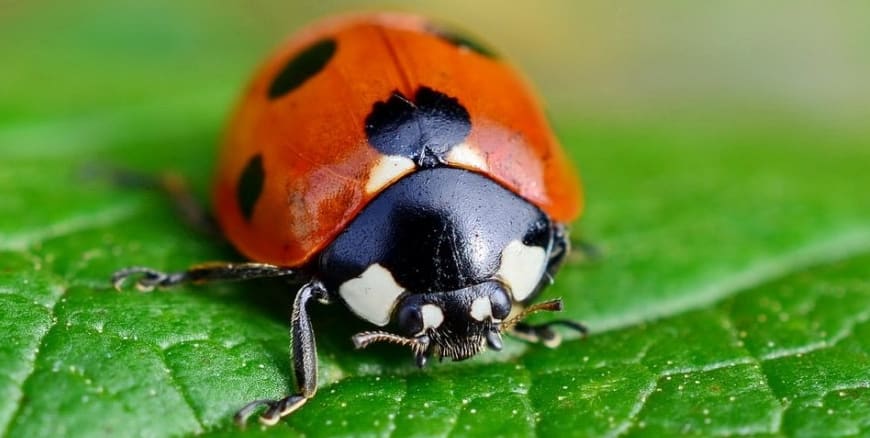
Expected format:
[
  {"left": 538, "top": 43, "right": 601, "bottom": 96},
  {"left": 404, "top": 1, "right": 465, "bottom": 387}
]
[
  {"left": 112, "top": 262, "right": 298, "bottom": 291},
  {"left": 235, "top": 281, "right": 328, "bottom": 426},
  {"left": 509, "top": 320, "right": 588, "bottom": 348},
  {"left": 503, "top": 299, "right": 588, "bottom": 348},
  {"left": 82, "top": 165, "right": 217, "bottom": 236}
]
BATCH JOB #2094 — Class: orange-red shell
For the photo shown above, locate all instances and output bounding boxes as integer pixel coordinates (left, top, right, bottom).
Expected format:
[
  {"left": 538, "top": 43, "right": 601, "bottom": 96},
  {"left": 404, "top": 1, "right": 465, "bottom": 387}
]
[{"left": 213, "top": 13, "right": 583, "bottom": 267}]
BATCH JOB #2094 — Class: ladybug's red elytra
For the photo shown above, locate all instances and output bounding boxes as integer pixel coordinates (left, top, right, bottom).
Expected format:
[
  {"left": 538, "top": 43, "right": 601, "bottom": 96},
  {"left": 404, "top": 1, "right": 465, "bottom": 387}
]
[{"left": 113, "top": 12, "right": 586, "bottom": 427}]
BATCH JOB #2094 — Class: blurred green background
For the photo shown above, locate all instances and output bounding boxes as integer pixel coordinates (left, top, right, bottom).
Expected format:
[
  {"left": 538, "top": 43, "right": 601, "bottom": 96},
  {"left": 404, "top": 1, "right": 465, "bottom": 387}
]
[
  {"left": 2, "top": 1, "right": 869, "bottom": 437},
  {"left": 3, "top": 1, "right": 870, "bottom": 121}
]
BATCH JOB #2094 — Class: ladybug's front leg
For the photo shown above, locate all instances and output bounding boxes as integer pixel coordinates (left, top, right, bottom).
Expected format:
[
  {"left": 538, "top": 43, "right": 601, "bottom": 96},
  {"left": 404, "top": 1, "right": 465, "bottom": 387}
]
[{"left": 235, "top": 280, "right": 329, "bottom": 427}]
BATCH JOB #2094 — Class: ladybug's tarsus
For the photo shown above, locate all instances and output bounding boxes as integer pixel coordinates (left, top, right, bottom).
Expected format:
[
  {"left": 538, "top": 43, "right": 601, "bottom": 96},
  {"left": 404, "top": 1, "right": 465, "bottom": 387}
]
[
  {"left": 111, "top": 266, "right": 184, "bottom": 292},
  {"left": 234, "top": 395, "right": 307, "bottom": 427},
  {"left": 111, "top": 263, "right": 298, "bottom": 291}
]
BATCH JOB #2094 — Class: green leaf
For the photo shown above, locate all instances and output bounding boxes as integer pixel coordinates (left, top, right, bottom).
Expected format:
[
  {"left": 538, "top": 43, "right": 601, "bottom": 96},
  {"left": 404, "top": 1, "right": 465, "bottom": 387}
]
[
  {"left": 2, "top": 108, "right": 868, "bottom": 437},
  {"left": 2, "top": 3, "right": 870, "bottom": 438}
]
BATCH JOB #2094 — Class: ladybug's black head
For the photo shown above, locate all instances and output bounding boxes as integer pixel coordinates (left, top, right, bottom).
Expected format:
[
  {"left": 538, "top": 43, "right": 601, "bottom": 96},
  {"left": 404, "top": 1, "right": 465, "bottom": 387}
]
[
  {"left": 352, "top": 281, "right": 512, "bottom": 365},
  {"left": 394, "top": 280, "right": 512, "bottom": 363}
]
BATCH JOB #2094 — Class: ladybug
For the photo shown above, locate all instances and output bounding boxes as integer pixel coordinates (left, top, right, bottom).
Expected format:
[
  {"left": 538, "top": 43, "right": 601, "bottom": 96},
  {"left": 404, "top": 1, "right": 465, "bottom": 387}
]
[{"left": 113, "top": 12, "right": 586, "bottom": 427}]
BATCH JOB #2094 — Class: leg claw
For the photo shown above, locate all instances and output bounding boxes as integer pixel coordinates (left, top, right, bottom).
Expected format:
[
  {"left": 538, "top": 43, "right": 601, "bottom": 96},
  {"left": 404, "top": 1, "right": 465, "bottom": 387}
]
[
  {"left": 111, "top": 267, "right": 170, "bottom": 292},
  {"left": 234, "top": 395, "right": 307, "bottom": 428}
]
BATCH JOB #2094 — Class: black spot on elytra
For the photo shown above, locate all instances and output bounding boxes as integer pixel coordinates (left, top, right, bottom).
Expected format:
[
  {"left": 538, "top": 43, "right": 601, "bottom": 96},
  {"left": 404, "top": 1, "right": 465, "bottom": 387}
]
[
  {"left": 364, "top": 87, "right": 471, "bottom": 168},
  {"left": 268, "top": 38, "right": 337, "bottom": 99},
  {"left": 427, "top": 24, "right": 498, "bottom": 59},
  {"left": 237, "top": 154, "right": 264, "bottom": 221}
]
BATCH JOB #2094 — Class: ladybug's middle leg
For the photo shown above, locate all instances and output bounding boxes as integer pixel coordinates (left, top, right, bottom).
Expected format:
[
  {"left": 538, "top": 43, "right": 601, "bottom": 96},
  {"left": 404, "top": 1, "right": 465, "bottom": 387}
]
[
  {"left": 83, "top": 165, "right": 218, "bottom": 236},
  {"left": 235, "top": 280, "right": 329, "bottom": 426}
]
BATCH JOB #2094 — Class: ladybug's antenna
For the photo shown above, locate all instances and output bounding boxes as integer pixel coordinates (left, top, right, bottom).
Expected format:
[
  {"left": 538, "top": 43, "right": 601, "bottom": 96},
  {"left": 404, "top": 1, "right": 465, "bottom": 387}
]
[
  {"left": 501, "top": 299, "right": 564, "bottom": 331},
  {"left": 352, "top": 331, "right": 431, "bottom": 367}
]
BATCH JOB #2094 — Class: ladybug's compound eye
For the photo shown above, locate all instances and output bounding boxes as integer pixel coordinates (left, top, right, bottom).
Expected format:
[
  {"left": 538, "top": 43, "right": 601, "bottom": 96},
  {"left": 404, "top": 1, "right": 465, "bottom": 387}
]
[
  {"left": 469, "top": 281, "right": 513, "bottom": 322},
  {"left": 489, "top": 286, "right": 512, "bottom": 321},
  {"left": 397, "top": 301, "right": 447, "bottom": 336},
  {"left": 397, "top": 304, "right": 423, "bottom": 336},
  {"left": 397, "top": 304, "right": 422, "bottom": 335}
]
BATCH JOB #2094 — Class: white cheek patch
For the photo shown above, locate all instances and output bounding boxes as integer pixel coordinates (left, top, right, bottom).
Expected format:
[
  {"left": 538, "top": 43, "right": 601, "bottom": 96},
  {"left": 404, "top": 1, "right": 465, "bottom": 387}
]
[
  {"left": 469, "top": 296, "right": 493, "bottom": 321},
  {"left": 339, "top": 264, "right": 405, "bottom": 326},
  {"left": 421, "top": 304, "right": 445, "bottom": 331},
  {"left": 365, "top": 155, "right": 416, "bottom": 194},
  {"left": 446, "top": 142, "right": 488, "bottom": 172},
  {"left": 496, "top": 240, "right": 547, "bottom": 302}
]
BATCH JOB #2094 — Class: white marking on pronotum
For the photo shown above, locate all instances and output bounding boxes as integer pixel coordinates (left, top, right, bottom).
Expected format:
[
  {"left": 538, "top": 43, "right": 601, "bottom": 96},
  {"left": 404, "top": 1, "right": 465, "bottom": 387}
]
[
  {"left": 421, "top": 304, "right": 445, "bottom": 330},
  {"left": 496, "top": 240, "right": 547, "bottom": 301},
  {"left": 446, "top": 142, "right": 488, "bottom": 171},
  {"left": 365, "top": 155, "right": 415, "bottom": 193},
  {"left": 469, "top": 296, "right": 493, "bottom": 321},
  {"left": 339, "top": 264, "right": 404, "bottom": 326}
]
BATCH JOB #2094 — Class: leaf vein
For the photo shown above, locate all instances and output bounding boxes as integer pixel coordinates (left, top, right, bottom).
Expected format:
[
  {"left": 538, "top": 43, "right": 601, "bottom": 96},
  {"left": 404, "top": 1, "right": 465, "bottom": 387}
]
[
  {"left": 594, "top": 228, "right": 870, "bottom": 333},
  {"left": 0, "top": 282, "right": 65, "bottom": 436},
  {"left": 0, "top": 202, "right": 140, "bottom": 251},
  {"left": 154, "top": 348, "right": 206, "bottom": 434},
  {"left": 607, "top": 378, "right": 657, "bottom": 438},
  {"left": 760, "top": 309, "right": 870, "bottom": 361}
]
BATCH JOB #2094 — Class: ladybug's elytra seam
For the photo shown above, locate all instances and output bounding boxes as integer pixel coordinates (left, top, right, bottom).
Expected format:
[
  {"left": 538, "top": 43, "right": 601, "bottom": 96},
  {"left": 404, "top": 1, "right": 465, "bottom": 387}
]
[{"left": 374, "top": 25, "right": 415, "bottom": 98}]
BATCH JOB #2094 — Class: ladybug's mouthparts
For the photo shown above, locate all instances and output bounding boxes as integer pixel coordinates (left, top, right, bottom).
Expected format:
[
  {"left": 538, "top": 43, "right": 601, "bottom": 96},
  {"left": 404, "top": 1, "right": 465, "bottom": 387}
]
[
  {"left": 428, "top": 320, "right": 505, "bottom": 362},
  {"left": 352, "top": 322, "right": 506, "bottom": 366},
  {"left": 432, "top": 335, "right": 485, "bottom": 362},
  {"left": 486, "top": 329, "right": 504, "bottom": 350}
]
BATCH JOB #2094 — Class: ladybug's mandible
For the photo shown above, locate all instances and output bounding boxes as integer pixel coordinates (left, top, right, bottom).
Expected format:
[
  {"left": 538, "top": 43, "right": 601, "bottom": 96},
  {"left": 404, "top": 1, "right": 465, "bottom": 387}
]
[{"left": 113, "top": 12, "right": 586, "bottom": 426}]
